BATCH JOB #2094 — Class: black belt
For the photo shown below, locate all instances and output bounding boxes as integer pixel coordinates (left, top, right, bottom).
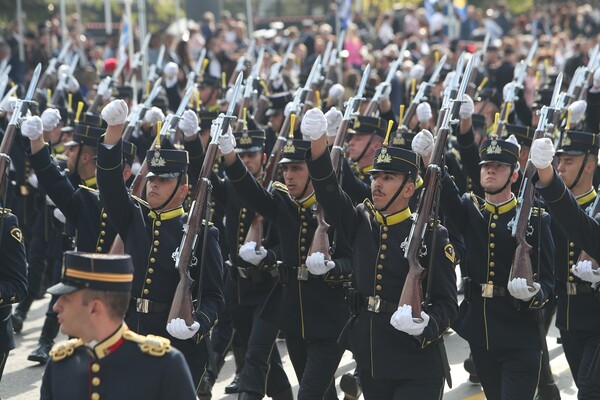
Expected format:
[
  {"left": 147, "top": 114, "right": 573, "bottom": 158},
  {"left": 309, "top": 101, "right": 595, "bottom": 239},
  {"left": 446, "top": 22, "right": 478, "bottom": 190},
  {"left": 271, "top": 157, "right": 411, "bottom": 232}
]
[
  {"left": 226, "top": 261, "right": 278, "bottom": 283},
  {"left": 130, "top": 297, "right": 170, "bottom": 314},
  {"left": 363, "top": 295, "right": 398, "bottom": 314},
  {"left": 561, "top": 282, "right": 598, "bottom": 296},
  {"left": 478, "top": 283, "right": 507, "bottom": 298}
]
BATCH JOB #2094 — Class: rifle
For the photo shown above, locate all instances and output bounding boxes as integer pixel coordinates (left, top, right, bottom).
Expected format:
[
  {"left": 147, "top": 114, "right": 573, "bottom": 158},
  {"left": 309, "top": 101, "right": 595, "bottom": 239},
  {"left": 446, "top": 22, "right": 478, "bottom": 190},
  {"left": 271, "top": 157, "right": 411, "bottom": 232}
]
[
  {"left": 400, "top": 56, "right": 474, "bottom": 317},
  {"left": 126, "top": 33, "right": 151, "bottom": 83},
  {"left": 192, "top": 48, "right": 208, "bottom": 83},
  {"left": 244, "top": 56, "right": 321, "bottom": 249},
  {"left": 401, "top": 55, "right": 447, "bottom": 131},
  {"left": 0, "top": 64, "right": 41, "bottom": 214},
  {"left": 122, "top": 78, "right": 163, "bottom": 141},
  {"left": 236, "top": 48, "right": 264, "bottom": 131},
  {"left": 49, "top": 54, "right": 79, "bottom": 107},
  {"left": 573, "top": 43, "right": 600, "bottom": 101},
  {"left": 168, "top": 74, "right": 243, "bottom": 325},
  {"left": 466, "top": 33, "right": 490, "bottom": 97},
  {"left": 88, "top": 55, "right": 128, "bottom": 115},
  {"left": 37, "top": 39, "right": 71, "bottom": 94},
  {"left": 230, "top": 41, "right": 255, "bottom": 88},
  {"left": 365, "top": 42, "right": 407, "bottom": 116},
  {"left": 147, "top": 44, "right": 165, "bottom": 85},
  {"left": 307, "top": 64, "right": 371, "bottom": 261},
  {"left": 267, "top": 40, "right": 295, "bottom": 93},
  {"left": 510, "top": 74, "right": 562, "bottom": 286}
]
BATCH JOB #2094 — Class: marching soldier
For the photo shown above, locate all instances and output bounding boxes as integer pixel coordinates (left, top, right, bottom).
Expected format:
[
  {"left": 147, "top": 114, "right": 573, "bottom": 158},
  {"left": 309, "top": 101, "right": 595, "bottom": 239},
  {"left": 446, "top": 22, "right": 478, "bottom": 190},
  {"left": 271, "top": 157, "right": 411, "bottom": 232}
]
[
  {"left": 97, "top": 99, "right": 225, "bottom": 390},
  {"left": 303, "top": 108, "right": 458, "bottom": 399},
  {"left": 530, "top": 135, "right": 600, "bottom": 398},
  {"left": 40, "top": 252, "right": 197, "bottom": 399}
]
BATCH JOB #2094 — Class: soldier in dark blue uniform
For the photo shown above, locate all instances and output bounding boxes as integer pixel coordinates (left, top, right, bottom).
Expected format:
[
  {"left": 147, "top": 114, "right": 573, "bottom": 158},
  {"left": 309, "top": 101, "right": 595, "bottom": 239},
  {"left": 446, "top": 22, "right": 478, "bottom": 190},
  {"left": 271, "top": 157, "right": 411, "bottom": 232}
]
[
  {"left": 219, "top": 121, "right": 353, "bottom": 400},
  {"left": 531, "top": 134, "right": 600, "bottom": 398},
  {"left": 303, "top": 108, "right": 457, "bottom": 399},
  {"left": 413, "top": 127, "right": 555, "bottom": 400},
  {"left": 40, "top": 251, "right": 197, "bottom": 400},
  {"left": 0, "top": 212, "right": 27, "bottom": 383},
  {"left": 97, "top": 99, "right": 224, "bottom": 391}
]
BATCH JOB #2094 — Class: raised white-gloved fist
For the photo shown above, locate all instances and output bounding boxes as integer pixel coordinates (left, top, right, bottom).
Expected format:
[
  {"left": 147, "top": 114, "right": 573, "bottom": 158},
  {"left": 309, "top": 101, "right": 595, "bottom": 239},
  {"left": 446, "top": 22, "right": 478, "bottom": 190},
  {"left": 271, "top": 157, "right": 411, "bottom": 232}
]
[
  {"left": 301, "top": 108, "right": 328, "bottom": 141},
  {"left": 507, "top": 277, "right": 540, "bottom": 301},
  {"left": 325, "top": 107, "right": 343, "bottom": 138},
  {"left": 238, "top": 241, "right": 268, "bottom": 266},
  {"left": 163, "top": 62, "right": 179, "bottom": 88},
  {"left": 57, "top": 64, "right": 79, "bottom": 92},
  {"left": 211, "top": 116, "right": 235, "bottom": 154},
  {"left": 53, "top": 207, "right": 66, "bottom": 224},
  {"left": 568, "top": 100, "right": 587, "bottom": 125},
  {"left": 571, "top": 260, "right": 600, "bottom": 288},
  {"left": 409, "top": 64, "right": 425, "bottom": 81},
  {"left": 41, "top": 108, "right": 62, "bottom": 131},
  {"left": 305, "top": 252, "right": 335, "bottom": 275},
  {"left": 28, "top": 173, "right": 38, "bottom": 189},
  {"left": 143, "top": 106, "right": 165, "bottom": 125},
  {"left": 178, "top": 109, "right": 199, "bottom": 137},
  {"left": 503, "top": 82, "right": 516, "bottom": 103},
  {"left": 328, "top": 83, "right": 345, "bottom": 103},
  {"left": 225, "top": 85, "right": 244, "bottom": 104},
  {"left": 530, "top": 138, "right": 555, "bottom": 169},
  {"left": 390, "top": 304, "right": 430, "bottom": 336},
  {"left": 166, "top": 318, "right": 200, "bottom": 340},
  {"left": 101, "top": 99, "right": 129, "bottom": 126},
  {"left": 0, "top": 96, "right": 16, "bottom": 115},
  {"left": 459, "top": 94, "right": 474, "bottom": 119},
  {"left": 411, "top": 129, "right": 434, "bottom": 158},
  {"left": 20, "top": 116, "right": 44, "bottom": 140},
  {"left": 442, "top": 71, "right": 456, "bottom": 89},
  {"left": 416, "top": 102, "right": 432, "bottom": 124}
]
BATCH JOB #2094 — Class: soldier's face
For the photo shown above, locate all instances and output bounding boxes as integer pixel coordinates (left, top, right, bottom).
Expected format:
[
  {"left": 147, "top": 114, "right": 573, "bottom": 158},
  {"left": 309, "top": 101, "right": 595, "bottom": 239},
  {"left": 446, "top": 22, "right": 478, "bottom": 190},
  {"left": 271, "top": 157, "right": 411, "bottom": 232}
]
[
  {"left": 281, "top": 162, "right": 312, "bottom": 198},
  {"left": 53, "top": 290, "right": 89, "bottom": 339},
  {"left": 348, "top": 134, "right": 376, "bottom": 162},
  {"left": 239, "top": 151, "right": 264, "bottom": 177},
  {"left": 370, "top": 172, "right": 414, "bottom": 211},
  {"left": 146, "top": 176, "right": 188, "bottom": 210},
  {"left": 556, "top": 154, "right": 589, "bottom": 188},
  {"left": 480, "top": 162, "right": 514, "bottom": 191},
  {"left": 65, "top": 145, "right": 80, "bottom": 172}
]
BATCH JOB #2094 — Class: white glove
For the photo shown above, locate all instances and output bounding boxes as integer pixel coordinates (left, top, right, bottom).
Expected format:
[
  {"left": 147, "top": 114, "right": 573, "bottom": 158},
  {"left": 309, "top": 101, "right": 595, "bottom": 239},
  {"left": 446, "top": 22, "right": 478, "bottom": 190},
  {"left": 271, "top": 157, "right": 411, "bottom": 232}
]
[
  {"left": 390, "top": 304, "right": 430, "bottom": 336},
  {"left": 41, "top": 108, "right": 62, "bottom": 131},
  {"left": 238, "top": 241, "right": 268, "bottom": 266},
  {"left": 301, "top": 108, "right": 328, "bottom": 141},
  {"left": 166, "top": 318, "right": 200, "bottom": 340},
  {"left": 409, "top": 64, "right": 425, "bottom": 81},
  {"left": 503, "top": 82, "right": 515, "bottom": 103},
  {"left": 568, "top": 100, "right": 587, "bottom": 125},
  {"left": 178, "top": 110, "right": 199, "bottom": 137},
  {"left": 131, "top": 161, "right": 142, "bottom": 176},
  {"left": 53, "top": 208, "right": 66, "bottom": 224},
  {"left": 20, "top": 116, "right": 44, "bottom": 140},
  {"left": 28, "top": 173, "right": 38, "bottom": 189},
  {"left": 65, "top": 76, "right": 80, "bottom": 93},
  {"left": 45, "top": 195, "right": 55, "bottom": 206},
  {"left": 507, "top": 277, "right": 540, "bottom": 301},
  {"left": 328, "top": 83, "right": 345, "bottom": 103},
  {"left": 305, "top": 252, "right": 335, "bottom": 275},
  {"left": 411, "top": 129, "right": 434, "bottom": 158},
  {"left": 571, "top": 260, "right": 600, "bottom": 288},
  {"left": 269, "top": 62, "right": 282, "bottom": 81},
  {"left": 284, "top": 101, "right": 296, "bottom": 118},
  {"left": 101, "top": 99, "right": 129, "bottom": 126},
  {"left": 505, "top": 134, "right": 521, "bottom": 152},
  {"left": 211, "top": 116, "right": 235, "bottom": 154},
  {"left": 163, "top": 62, "right": 179, "bottom": 88},
  {"left": 325, "top": 107, "right": 342, "bottom": 138},
  {"left": 0, "top": 96, "right": 16, "bottom": 115},
  {"left": 593, "top": 68, "right": 600, "bottom": 89},
  {"left": 530, "top": 138, "right": 555, "bottom": 169},
  {"left": 143, "top": 106, "right": 165, "bottom": 125},
  {"left": 380, "top": 83, "right": 392, "bottom": 101},
  {"left": 416, "top": 102, "right": 432, "bottom": 124},
  {"left": 225, "top": 85, "right": 244, "bottom": 104},
  {"left": 442, "top": 71, "right": 455, "bottom": 89},
  {"left": 459, "top": 94, "right": 474, "bottom": 119}
]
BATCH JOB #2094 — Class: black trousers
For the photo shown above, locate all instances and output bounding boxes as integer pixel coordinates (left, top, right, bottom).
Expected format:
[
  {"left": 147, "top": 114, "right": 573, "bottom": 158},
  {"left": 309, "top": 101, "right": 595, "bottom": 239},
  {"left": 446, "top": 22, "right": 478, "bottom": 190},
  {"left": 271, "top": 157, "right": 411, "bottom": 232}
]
[
  {"left": 233, "top": 304, "right": 291, "bottom": 396},
  {"left": 471, "top": 346, "right": 541, "bottom": 400},
  {"left": 285, "top": 334, "right": 343, "bottom": 400},
  {"left": 358, "top": 372, "right": 444, "bottom": 400},
  {"left": 0, "top": 351, "right": 8, "bottom": 383},
  {"left": 560, "top": 330, "right": 600, "bottom": 399}
]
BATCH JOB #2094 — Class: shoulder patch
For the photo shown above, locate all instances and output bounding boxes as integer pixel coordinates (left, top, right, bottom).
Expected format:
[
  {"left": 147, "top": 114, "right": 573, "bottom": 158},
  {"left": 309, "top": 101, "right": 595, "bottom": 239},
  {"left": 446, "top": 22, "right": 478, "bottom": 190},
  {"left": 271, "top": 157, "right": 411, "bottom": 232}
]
[
  {"left": 131, "top": 194, "right": 150, "bottom": 209},
  {"left": 78, "top": 185, "right": 99, "bottom": 195},
  {"left": 50, "top": 338, "right": 84, "bottom": 362},
  {"left": 271, "top": 181, "right": 289, "bottom": 193},
  {"left": 469, "top": 192, "right": 482, "bottom": 210},
  {"left": 10, "top": 227, "right": 22, "bottom": 243},
  {"left": 123, "top": 330, "right": 171, "bottom": 357},
  {"left": 444, "top": 243, "right": 455, "bottom": 264}
]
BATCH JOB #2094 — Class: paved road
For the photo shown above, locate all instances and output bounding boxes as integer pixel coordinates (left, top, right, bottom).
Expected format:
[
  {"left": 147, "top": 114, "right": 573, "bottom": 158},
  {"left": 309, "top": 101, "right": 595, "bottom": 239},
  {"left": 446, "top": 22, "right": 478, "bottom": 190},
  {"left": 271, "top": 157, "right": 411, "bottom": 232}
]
[{"left": 1, "top": 295, "right": 578, "bottom": 399}]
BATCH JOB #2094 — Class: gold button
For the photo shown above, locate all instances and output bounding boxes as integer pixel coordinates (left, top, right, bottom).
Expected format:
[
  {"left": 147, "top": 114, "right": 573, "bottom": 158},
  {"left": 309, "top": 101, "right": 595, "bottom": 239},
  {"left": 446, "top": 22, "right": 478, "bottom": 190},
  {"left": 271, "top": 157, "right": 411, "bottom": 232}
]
[
  {"left": 301, "top": 208, "right": 306, "bottom": 212},
  {"left": 376, "top": 274, "right": 383, "bottom": 280},
  {"left": 153, "top": 247, "right": 158, "bottom": 253},
  {"left": 490, "top": 223, "right": 497, "bottom": 228},
  {"left": 381, "top": 234, "right": 388, "bottom": 239},
  {"left": 91, "top": 363, "right": 100, "bottom": 373},
  {"left": 143, "top": 289, "right": 149, "bottom": 295},
  {"left": 302, "top": 228, "right": 307, "bottom": 234},
  {"left": 239, "top": 223, "right": 244, "bottom": 227},
  {"left": 570, "top": 242, "right": 575, "bottom": 248},
  {"left": 148, "top": 268, "right": 154, "bottom": 273},
  {"left": 146, "top": 278, "right": 152, "bottom": 284},
  {"left": 569, "top": 251, "right": 574, "bottom": 256},
  {"left": 91, "top": 393, "right": 100, "bottom": 400},
  {"left": 489, "top": 262, "right": 495, "bottom": 267},
  {"left": 490, "top": 252, "right": 495, "bottom": 257},
  {"left": 96, "top": 246, "right": 102, "bottom": 252},
  {"left": 242, "top": 208, "right": 247, "bottom": 212},
  {"left": 241, "top": 214, "right": 246, "bottom": 218},
  {"left": 92, "top": 377, "right": 101, "bottom": 386},
  {"left": 568, "top": 276, "right": 574, "bottom": 281},
  {"left": 302, "top": 222, "right": 308, "bottom": 227},
  {"left": 490, "top": 233, "right": 495, "bottom": 238},
  {"left": 99, "top": 239, "right": 104, "bottom": 244},
  {"left": 569, "top": 260, "right": 575, "bottom": 266},
  {"left": 102, "top": 213, "right": 108, "bottom": 218},
  {"left": 383, "top": 226, "right": 388, "bottom": 232},
  {"left": 154, "top": 240, "right": 159, "bottom": 246},
  {"left": 381, "top": 244, "right": 387, "bottom": 250},
  {"left": 100, "top": 231, "right": 105, "bottom": 236},
  {"left": 155, "top": 221, "right": 162, "bottom": 227},
  {"left": 150, "top": 258, "right": 156, "bottom": 263},
  {"left": 301, "top": 256, "right": 306, "bottom": 261},
  {"left": 489, "top": 271, "right": 495, "bottom": 277},
  {"left": 300, "top": 215, "right": 305, "bottom": 220},
  {"left": 376, "top": 285, "right": 382, "bottom": 291},
  {"left": 380, "top": 254, "right": 386, "bottom": 260},
  {"left": 488, "top": 281, "right": 494, "bottom": 284},
  {"left": 301, "top": 238, "right": 306, "bottom": 243},
  {"left": 300, "top": 246, "right": 306, "bottom": 252},
  {"left": 490, "top": 243, "right": 495, "bottom": 248},
  {"left": 377, "top": 264, "right": 383, "bottom": 270},
  {"left": 154, "top": 230, "right": 160, "bottom": 236},
  {"left": 239, "top": 236, "right": 244, "bottom": 241},
  {"left": 493, "top": 215, "right": 498, "bottom": 220},
  {"left": 101, "top": 222, "right": 106, "bottom": 227}
]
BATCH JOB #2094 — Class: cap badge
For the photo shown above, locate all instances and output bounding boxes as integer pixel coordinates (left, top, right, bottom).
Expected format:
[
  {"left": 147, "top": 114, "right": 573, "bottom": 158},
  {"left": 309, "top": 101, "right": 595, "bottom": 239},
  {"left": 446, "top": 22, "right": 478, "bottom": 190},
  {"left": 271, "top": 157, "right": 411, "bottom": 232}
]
[
  {"left": 239, "top": 133, "right": 253, "bottom": 145},
  {"left": 150, "top": 151, "right": 166, "bottom": 167},
  {"left": 283, "top": 139, "right": 295, "bottom": 154},
  {"left": 376, "top": 147, "right": 392, "bottom": 164},
  {"left": 486, "top": 139, "right": 502, "bottom": 155}
]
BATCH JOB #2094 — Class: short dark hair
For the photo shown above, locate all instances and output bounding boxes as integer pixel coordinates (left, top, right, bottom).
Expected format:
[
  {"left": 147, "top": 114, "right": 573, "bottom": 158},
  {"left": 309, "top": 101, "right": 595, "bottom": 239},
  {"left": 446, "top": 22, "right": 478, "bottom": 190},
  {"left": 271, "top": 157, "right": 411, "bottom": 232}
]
[{"left": 82, "top": 289, "right": 130, "bottom": 320}]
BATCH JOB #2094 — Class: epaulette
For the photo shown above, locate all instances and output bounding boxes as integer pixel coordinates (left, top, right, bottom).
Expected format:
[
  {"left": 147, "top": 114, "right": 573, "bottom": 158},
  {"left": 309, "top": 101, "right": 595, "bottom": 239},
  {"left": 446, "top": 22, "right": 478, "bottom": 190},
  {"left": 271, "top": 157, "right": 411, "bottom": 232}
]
[
  {"left": 131, "top": 194, "right": 150, "bottom": 209},
  {"left": 78, "top": 185, "right": 99, "bottom": 195},
  {"left": 50, "top": 338, "right": 84, "bottom": 362},
  {"left": 123, "top": 330, "right": 171, "bottom": 357},
  {"left": 450, "top": 147, "right": 461, "bottom": 162},
  {"left": 363, "top": 198, "right": 377, "bottom": 217},
  {"left": 271, "top": 181, "right": 289, "bottom": 194},
  {"left": 469, "top": 192, "right": 483, "bottom": 211}
]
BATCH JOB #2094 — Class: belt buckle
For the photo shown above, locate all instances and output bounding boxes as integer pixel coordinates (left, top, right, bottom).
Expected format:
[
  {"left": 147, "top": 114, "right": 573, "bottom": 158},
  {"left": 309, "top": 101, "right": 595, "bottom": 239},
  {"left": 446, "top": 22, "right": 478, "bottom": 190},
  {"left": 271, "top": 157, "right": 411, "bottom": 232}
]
[
  {"left": 297, "top": 266, "right": 309, "bottom": 281},
  {"left": 367, "top": 295, "right": 381, "bottom": 313},
  {"left": 136, "top": 298, "right": 150, "bottom": 313},
  {"left": 566, "top": 282, "right": 578, "bottom": 295},
  {"left": 237, "top": 267, "right": 249, "bottom": 279},
  {"left": 481, "top": 283, "right": 495, "bottom": 298}
]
